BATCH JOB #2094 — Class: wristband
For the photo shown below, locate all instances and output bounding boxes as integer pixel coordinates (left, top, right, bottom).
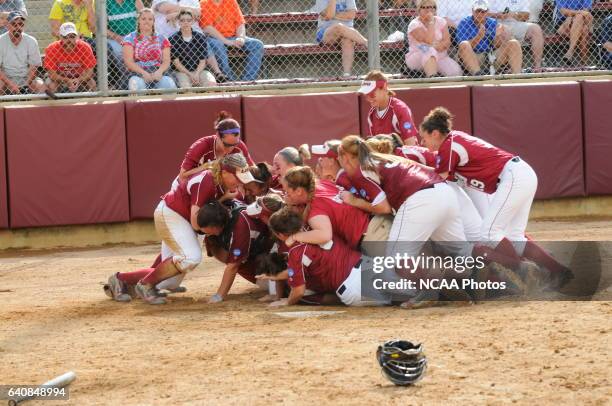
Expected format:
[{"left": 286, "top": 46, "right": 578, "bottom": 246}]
[{"left": 210, "top": 293, "right": 223, "bottom": 303}]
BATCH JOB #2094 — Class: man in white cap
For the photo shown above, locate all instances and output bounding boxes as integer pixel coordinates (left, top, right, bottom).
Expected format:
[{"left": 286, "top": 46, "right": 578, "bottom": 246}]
[
  {"left": 43, "top": 22, "right": 97, "bottom": 93},
  {"left": 456, "top": 0, "right": 523, "bottom": 74},
  {"left": 488, "top": 0, "right": 544, "bottom": 72},
  {"left": 0, "top": 11, "right": 45, "bottom": 95}
]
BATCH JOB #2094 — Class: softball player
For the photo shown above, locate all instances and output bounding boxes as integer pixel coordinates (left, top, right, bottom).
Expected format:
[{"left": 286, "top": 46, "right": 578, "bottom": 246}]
[
  {"left": 358, "top": 70, "right": 419, "bottom": 146},
  {"left": 177, "top": 111, "right": 254, "bottom": 183},
  {"left": 282, "top": 166, "right": 371, "bottom": 250},
  {"left": 261, "top": 208, "right": 392, "bottom": 307},
  {"left": 271, "top": 144, "right": 311, "bottom": 189},
  {"left": 420, "top": 107, "right": 573, "bottom": 287},
  {"left": 106, "top": 154, "right": 257, "bottom": 304},
  {"left": 337, "top": 135, "right": 469, "bottom": 259}
]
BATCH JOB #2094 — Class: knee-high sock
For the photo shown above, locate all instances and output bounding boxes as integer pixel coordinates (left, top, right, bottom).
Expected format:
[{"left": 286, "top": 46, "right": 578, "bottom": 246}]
[
  {"left": 116, "top": 268, "right": 153, "bottom": 285},
  {"left": 140, "top": 258, "right": 180, "bottom": 285}
]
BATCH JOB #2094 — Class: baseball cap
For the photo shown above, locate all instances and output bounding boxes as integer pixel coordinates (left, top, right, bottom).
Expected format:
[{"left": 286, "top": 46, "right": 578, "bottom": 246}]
[
  {"left": 59, "top": 22, "right": 78, "bottom": 37},
  {"left": 311, "top": 144, "right": 338, "bottom": 159},
  {"left": 8, "top": 11, "right": 26, "bottom": 23},
  {"left": 357, "top": 80, "right": 386, "bottom": 96},
  {"left": 221, "top": 153, "right": 257, "bottom": 184},
  {"left": 472, "top": 0, "right": 489, "bottom": 11}
]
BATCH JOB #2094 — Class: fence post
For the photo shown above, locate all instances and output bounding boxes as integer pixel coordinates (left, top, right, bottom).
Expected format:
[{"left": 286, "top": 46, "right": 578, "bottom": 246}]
[
  {"left": 366, "top": 0, "right": 380, "bottom": 71},
  {"left": 95, "top": 0, "right": 109, "bottom": 95}
]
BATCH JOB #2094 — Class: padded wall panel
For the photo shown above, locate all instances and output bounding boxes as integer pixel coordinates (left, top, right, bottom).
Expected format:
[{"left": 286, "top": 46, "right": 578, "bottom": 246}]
[
  {"left": 5, "top": 102, "right": 129, "bottom": 228},
  {"left": 0, "top": 108, "right": 7, "bottom": 229},
  {"left": 243, "top": 92, "right": 360, "bottom": 163},
  {"left": 359, "top": 85, "right": 472, "bottom": 137},
  {"left": 126, "top": 95, "right": 242, "bottom": 218},
  {"left": 582, "top": 80, "right": 612, "bottom": 195},
  {"left": 472, "top": 82, "right": 584, "bottom": 199}
]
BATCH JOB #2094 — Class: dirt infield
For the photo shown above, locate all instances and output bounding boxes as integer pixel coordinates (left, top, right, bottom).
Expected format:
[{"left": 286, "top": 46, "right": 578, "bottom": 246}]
[{"left": 0, "top": 219, "right": 611, "bottom": 405}]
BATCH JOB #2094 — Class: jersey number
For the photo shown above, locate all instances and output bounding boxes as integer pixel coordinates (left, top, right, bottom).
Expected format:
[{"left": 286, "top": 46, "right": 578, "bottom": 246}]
[{"left": 455, "top": 174, "right": 485, "bottom": 191}]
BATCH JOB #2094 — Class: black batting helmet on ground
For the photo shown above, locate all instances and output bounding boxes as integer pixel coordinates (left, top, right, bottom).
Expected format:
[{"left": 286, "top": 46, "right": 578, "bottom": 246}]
[{"left": 376, "top": 340, "right": 427, "bottom": 386}]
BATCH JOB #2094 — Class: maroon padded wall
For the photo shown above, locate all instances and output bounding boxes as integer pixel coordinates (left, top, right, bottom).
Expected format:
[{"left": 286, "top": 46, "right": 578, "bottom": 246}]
[
  {"left": 126, "top": 95, "right": 242, "bottom": 218},
  {"left": 472, "top": 82, "right": 584, "bottom": 199},
  {"left": 582, "top": 80, "right": 612, "bottom": 195},
  {"left": 5, "top": 103, "right": 129, "bottom": 228},
  {"left": 359, "top": 85, "right": 473, "bottom": 137},
  {"left": 243, "top": 92, "right": 361, "bottom": 163},
  {"left": 0, "top": 108, "right": 7, "bottom": 229}
]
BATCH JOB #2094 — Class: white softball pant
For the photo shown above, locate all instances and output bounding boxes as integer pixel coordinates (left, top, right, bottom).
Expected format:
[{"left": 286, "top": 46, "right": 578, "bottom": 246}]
[
  {"left": 446, "top": 181, "right": 482, "bottom": 242},
  {"left": 336, "top": 257, "right": 392, "bottom": 306},
  {"left": 387, "top": 182, "right": 469, "bottom": 258},
  {"left": 154, "top": 200, "right": 202, "bottom": 274},
  {"left": 480, "top": 158, "right": 537, "bottom": 255}
]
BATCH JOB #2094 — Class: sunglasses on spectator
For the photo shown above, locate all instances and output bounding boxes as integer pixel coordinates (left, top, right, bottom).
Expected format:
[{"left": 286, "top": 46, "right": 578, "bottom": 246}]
[
  {"left": 10, "top": 21, "right": 25, "bottom": 26},
  {"left": 63, "top": 34, "right": 78, "bottom": 39},
  {"left": 179, "top": 18, "right": 193, "bottom": 22},
  {"left": 420, "top": 6, "right": 436, "bottom": 10}
]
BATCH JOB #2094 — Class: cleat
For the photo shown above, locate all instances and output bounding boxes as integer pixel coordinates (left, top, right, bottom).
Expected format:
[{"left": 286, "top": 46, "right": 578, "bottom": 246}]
[
  {"left": 163, "top": 286, "right": 187, "bottom": 294},
  {"left": 135, "top": 282, "right": 167, "bottom": 305},
  {"left": 518, "top": 260, "right": 546, "bottom": 294},
  {"left": 107, "top": 274, "right": 132, "bottom": 302},
  {"left": 490, "top": 263, "right": 528, "bottom": 296},
  {"left": 399, "top": 290, "right": 439, "bottom": 309},
  {"left": 548, "top": 267, "right": 575, "bottom": 291}
]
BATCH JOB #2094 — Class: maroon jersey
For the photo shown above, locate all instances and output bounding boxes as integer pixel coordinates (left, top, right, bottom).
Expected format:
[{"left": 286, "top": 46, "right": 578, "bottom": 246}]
[
  {"left": 347, "top": 161, "right": 443, "bottom": 212},
  {"left": 367, "top": 97, "right": 418, "bottom": 143},
  {"left": 435, "top": 131, "right": 514, "bottom": 194},
  {"left": 227, "top": 211, "right": 269, "bottom": 264},
  {"left": 163, "top": 170, "right": 224, "bottom": 221},
  {"left": 395, "top": 145, "right": 437, "bottom": 168},
  {"left": 269, "top": 174, "right": 283, "bottom": 190},
  {"left": 180, "top": 135, "right": 254, "bottom": 171},
  {"left": 286, "top": 238, "right": 361, "bottom": 293},
  {"left": 307, "top": 180, "right": 370, "bottom": 249}
]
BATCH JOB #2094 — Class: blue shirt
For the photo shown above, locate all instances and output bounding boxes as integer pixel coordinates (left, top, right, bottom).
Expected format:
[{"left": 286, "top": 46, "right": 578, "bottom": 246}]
[
  {"left": 456, "top": 16, "right": 497, "bottom": 54},
  {"left": 555, "top": 0, "right": 592, "bottom": 22}
]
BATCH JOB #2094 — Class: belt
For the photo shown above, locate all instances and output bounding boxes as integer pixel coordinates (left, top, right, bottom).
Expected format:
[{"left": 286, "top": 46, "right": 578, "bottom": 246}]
[
  {"left": 337, "top": 257, "right": 363, "bottom": 296},
  {"left": 420, "top": 183, "right": 436, "bottom": 191},
  {"left": 511, "top": 156, "right": 521, "bottom": 163}
]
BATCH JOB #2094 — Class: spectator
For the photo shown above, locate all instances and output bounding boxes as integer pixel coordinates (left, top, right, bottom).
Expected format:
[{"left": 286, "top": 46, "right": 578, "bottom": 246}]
[
  {"left": 49, "top": 0, "right": 95, "bottom": 43},
  {"left": 0, "top": 12, "right": 44, "bottom": 95},
  {"left": 0, "top": 0, "right": 27, "bottom": 35},
  {"left": 555, "top": 0, "right": 593, "bottom": 65},
  {"left": 152, "top": 0, "right": 201, "bottom": 38},
  {"left": 123, "top": 8, "right": 177, "bottom": 91},
  {"left": 44, "top": 22, "right": 97, "bottom": 92},
  {"left": 528, "top": 0, "right": 544, "bottom": 23},
  {"left": 405, "top": 0, "right": 462, "bottom": 77},
  {"left": 456, "top": 0, "right": 522, "bottom": 74},
  {"left": 489, "top": 0, "right": 544, "bottom": 72},
  {"left": 437, "top": 0, "right": 472, "bottom": 29},
  {"left": 199, "top": 0, "right": 264, "bottom": 81},
  {"left": 311, "top": 0, "right": 367, "bottom": 77},
  {"left": 169, "top": 10, "right": 217, "bottom": 88},
  {"left": 602, "top": 15, "right": 611, "bottom": 70},
  {"left": 107, "top": 0, "right": 144, "bottom": 77}
]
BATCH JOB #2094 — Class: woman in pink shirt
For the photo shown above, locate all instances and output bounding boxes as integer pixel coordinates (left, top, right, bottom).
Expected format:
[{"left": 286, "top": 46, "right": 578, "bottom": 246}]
[{"left": 405, "top": 0, "right": 461, "bottom": 78}]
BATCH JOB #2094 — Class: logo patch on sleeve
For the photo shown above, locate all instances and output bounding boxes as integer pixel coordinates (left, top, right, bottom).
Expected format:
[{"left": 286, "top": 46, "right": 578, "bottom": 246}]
[
  {"left": 288, "top": 268, "right": 294, "bottom": 277},
  {"left": 403, "top": 122, "right": 412, "bottom": 129},
  {"left": 435, "top": 155, "right": 441, "bottom": 167},
  {"left": 360, "top": 189, "right": 367, "bottom": 197},
  {"left": 232, "top": 248, "right": 241, "bottom": 257}
]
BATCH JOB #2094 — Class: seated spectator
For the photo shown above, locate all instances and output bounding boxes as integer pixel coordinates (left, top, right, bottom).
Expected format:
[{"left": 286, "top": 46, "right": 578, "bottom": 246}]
[
  {"left": 602, "top": 15, "right": 611, "bottom": 70},
  {"left": 555, "top": 0, "right": 593, "bottom": 65},
  {"left": 169, "top": 10, "right": 217, "bottom": 88},
  {"left": 528, "top": 0, "right": 544, "bottom": 23},
  {"left": 405, "top": 0, "right": 462, "bottom": 77},
  {"left": 152, "top": 0, "right": 201, "bottom": 38},
  {"left": 49, "top": 0, "right": 95, "bottom": 44},
  {"left": 0, "top": 12, "right": 44, "bottom": 95},
  {"left": 107, "top": 0, "right": 144, "bottom": 87},
  {"left": 312, "top": 0, "right": 367, "bottom": 77},
  {"left": 199, "top": 0, "right": 264, "bottom": 81},
  {"left": 44, "top": 22, "right": 97, "bottom": 92},
  {"left": 123, "top": 8, "right": 177, "bottom": 91},
  {"left": 489, "top": 0, "right": 544, "bottom": 72},
  {"left": 456, "top": 0, "right": 522, "bottom": 74},
  {"left": 436, "top": 0, "right": 472, "bottom": 29},
  {"left": 0, "top": 0, "right": 27, "bottom": 35}
]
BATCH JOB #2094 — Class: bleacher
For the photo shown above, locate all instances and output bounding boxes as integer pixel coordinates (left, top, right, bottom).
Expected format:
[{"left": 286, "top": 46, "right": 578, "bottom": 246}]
[{"left": 21, "top": 0, "right": 612, "bottom": 85}]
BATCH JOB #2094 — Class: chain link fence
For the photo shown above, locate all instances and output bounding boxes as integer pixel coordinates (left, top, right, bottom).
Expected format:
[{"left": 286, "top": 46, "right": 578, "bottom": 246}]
[{"left": 0, "top": 0, "right": 609, "bottom": 99}]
